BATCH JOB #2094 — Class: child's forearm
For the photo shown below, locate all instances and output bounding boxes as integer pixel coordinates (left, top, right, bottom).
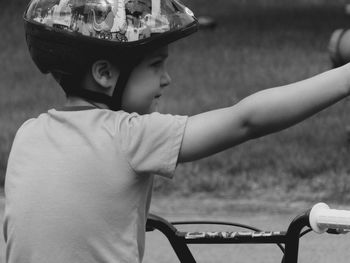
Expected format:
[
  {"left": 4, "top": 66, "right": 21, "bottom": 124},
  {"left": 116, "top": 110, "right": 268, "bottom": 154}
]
[{"left": 238, "top": 63, "right": 350, "bottom": 139}]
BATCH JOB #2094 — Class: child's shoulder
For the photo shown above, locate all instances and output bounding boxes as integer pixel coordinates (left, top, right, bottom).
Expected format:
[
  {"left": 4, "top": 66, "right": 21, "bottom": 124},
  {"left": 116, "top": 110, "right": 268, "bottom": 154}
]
[
  {"left": 17, "top": 117, "right": 39, "bottom": 133},
  {"left": 20, "top": 108, "right": 186, "bottom": 138}
]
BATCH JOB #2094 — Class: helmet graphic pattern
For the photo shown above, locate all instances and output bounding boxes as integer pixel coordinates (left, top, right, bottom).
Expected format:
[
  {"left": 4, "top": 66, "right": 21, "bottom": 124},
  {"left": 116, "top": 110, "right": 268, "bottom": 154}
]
[{"left": 24, "top": 0, "right": 196, "bottom": 42}]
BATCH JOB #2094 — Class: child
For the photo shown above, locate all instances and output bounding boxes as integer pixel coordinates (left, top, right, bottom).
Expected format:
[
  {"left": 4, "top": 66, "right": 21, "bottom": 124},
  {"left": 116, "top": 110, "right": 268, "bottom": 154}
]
[{"left": 3, "top": 0, "right": 350, "bottom": 262}]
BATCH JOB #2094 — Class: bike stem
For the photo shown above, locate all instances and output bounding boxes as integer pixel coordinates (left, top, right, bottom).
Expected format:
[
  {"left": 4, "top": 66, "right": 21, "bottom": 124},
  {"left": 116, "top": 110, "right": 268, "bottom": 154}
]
[{"left": 284, "top": 210, "right": 311, "bottom": 263}]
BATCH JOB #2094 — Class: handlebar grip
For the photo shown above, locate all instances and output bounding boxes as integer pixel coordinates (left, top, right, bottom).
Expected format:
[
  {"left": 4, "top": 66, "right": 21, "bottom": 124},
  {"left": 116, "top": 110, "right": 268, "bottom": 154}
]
[{"left": 309, "top": 203, "right": 350, "bottom": 234}]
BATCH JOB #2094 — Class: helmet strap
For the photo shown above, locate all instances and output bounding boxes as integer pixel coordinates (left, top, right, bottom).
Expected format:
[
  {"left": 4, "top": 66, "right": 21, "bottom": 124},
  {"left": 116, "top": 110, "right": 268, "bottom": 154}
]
[
  {"left": 69, "top": 87, "right": 114, "bottom": 107},
  {"left": 109, "top": 55, "right": 144, "bottom": 111},
  {"left": 59, "top": 74, "right": 114, "bottom": 107},
  {"left": 109, "top": 65, "right": 135, "bottom": 111}
]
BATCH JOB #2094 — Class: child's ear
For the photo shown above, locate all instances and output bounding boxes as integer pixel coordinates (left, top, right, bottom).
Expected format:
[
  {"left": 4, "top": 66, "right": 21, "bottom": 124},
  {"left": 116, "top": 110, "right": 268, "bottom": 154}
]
[{"left": 91, "top": 60, "right": 119, "bottom": 91}]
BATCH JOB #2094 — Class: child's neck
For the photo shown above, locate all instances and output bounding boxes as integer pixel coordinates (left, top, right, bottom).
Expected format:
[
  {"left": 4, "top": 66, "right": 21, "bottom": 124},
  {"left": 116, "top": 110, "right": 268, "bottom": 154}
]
[{"left": 65, "top": 96, "right": 109, "bottom": 109}]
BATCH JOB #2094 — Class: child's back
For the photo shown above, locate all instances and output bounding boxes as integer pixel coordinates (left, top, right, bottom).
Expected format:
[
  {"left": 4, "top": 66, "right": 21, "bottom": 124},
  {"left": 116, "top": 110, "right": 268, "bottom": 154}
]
[{"left": 4, "top": 107, "right": 187, "bottom": 262}]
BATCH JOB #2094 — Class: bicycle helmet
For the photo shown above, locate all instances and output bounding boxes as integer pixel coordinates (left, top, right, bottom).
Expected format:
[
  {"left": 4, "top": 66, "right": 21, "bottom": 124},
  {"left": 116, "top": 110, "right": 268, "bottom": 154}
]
[{"left": 24, "top": 0, "right": 198, "bottom": 110}]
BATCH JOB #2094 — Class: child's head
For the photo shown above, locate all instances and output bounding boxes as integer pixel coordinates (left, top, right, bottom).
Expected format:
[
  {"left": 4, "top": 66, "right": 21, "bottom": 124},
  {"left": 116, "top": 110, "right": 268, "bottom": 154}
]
[
  {"left": 76, "top": 45, "right": 170, "bottom": 114},
  {"left": 24, "top": 0, "right": 198, "bottom": 113}
]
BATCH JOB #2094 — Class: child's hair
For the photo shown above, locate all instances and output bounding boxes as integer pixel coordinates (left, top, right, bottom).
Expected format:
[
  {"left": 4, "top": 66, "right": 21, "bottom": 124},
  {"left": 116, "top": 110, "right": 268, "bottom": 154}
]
[{"left": 24, "top": 0, "right": 199, "bottom": 110}]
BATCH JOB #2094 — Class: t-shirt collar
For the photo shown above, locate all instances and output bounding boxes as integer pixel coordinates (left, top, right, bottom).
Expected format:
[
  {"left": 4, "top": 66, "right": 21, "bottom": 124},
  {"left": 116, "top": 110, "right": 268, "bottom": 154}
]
[{"left": 56, "top": 106, "right": 97, "bottom": 111}]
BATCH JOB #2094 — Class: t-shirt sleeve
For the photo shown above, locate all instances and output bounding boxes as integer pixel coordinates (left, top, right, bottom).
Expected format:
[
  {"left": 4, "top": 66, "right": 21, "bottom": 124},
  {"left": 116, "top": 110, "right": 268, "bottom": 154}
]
[{"left": 117, "top": 112, "right": 188, "bottom": 178}]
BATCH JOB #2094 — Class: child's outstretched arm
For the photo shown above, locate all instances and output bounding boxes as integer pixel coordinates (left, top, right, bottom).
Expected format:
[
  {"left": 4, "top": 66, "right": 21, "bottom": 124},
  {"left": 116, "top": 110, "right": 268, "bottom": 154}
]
[{"left": 178, "top": 64, "right": 350, "bottom": 163}]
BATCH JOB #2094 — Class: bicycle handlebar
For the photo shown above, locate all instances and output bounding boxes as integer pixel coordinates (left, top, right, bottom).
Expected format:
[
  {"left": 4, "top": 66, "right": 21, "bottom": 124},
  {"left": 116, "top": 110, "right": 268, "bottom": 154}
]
[
  {"left": 309, "top": 202, "right": 350, "bottom": 234},
  {"left": 146, "top": 203, "right": 350, "bottom": 263}
]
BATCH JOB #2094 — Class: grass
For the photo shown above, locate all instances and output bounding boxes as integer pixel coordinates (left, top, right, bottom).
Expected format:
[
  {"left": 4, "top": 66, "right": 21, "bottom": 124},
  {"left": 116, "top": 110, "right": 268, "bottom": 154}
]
[{"left": 1, "top": 0, "right": 350, "bottom": 202}]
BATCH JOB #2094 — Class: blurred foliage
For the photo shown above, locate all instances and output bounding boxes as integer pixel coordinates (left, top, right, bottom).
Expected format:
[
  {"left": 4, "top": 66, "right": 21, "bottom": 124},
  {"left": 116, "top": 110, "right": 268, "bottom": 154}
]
[{"left": 1, "top": 0, "right": 350, "bottom": 202}]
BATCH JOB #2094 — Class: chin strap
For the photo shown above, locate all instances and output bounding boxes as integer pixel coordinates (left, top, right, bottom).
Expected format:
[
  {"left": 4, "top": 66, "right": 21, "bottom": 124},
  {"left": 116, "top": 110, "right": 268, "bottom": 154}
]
[{"left": 109, "top": 65, "right": 135, "bottom": 111}]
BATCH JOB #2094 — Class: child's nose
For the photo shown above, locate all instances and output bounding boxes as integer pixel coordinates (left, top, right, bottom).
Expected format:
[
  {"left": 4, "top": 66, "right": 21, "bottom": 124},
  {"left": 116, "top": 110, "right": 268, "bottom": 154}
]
[{"left": 161, "top": 72, "right": 171, "bottom": 88}]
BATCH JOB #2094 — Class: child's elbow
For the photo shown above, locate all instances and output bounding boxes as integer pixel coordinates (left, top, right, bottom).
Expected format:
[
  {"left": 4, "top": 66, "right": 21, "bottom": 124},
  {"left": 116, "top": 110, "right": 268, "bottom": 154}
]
[
  {"left": 241, "top": 120, "right": 262, "bottom": 140},
  {"left": 239, "top": 112, "right": 269, "bottom": 141}
]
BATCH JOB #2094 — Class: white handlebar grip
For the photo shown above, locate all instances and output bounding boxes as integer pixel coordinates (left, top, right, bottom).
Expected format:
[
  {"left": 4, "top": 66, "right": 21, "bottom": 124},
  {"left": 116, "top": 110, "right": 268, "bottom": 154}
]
[{"left": 309, "top": 203, "right": 350, "bottom": 234}]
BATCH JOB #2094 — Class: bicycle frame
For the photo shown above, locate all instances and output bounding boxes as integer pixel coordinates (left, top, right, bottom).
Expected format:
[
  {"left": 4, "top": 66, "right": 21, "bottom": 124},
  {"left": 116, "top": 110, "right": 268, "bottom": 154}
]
[{"left": 146, "top": 209, "right": 312, "bottom": 263}]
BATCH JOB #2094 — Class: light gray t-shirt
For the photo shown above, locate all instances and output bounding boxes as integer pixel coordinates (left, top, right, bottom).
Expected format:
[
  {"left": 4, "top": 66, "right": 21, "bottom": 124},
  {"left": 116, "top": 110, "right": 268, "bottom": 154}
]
[{"left": 3, "top": 107, "right": 187, "bottom": 263}]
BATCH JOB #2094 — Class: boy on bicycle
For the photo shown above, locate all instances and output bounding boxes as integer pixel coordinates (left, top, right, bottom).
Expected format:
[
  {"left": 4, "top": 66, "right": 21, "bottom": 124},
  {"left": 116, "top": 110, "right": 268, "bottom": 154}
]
[{"left": 3, "top": 0, "right": 350, "bottom": 262}]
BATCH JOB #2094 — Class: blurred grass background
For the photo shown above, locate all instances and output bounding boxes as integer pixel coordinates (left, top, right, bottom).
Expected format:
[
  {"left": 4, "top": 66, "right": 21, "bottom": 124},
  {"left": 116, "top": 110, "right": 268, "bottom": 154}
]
[{"left": 1, "top": 0, "right": 350, "bottom": 202}]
